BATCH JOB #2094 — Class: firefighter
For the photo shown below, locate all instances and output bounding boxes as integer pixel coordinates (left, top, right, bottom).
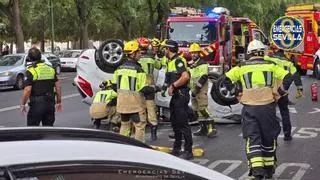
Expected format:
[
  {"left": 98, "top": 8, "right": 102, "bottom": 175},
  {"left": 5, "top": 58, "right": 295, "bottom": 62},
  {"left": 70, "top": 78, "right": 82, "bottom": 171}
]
[
  {"left": 222, "top": 40, "right": 291, "bottom": 179},
  {"left": 112, "top": 40, "right": 160, "bottom": 143},
  {"left": 188, "top": 43, "right": 217, "bottom": 137},
  {"left": 162, "top": 39, "right": 193, "bottom": 160},
  {"left": 264, "top": 46, "right": 303, "bottom": 141},
  {"left": 20, "top": 47, "right": 62, "bottom": 126},
  {"left": 89, "top": 80, "right": 120, "bottom": 132},
  {"left": 137, "top": 37, "right": 162, "bottom": 141}
]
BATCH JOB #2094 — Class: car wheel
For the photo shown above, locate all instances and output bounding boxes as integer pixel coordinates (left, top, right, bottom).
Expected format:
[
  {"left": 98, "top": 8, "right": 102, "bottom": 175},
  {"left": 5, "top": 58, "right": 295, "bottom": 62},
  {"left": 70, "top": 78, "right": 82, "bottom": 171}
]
[
  {"left": 211, "top": 77, "right": 239, "bottom": 106},
  {"left": 14, "top": 74, "right": 24, "bottom": 90},
  {"left": 97, "top": 39, "right": 124, "bottom": 68},
  {"left": 55, "top": 65, "right": 61, "bottom": 74},
  {"left": 313, "top": 59, "right": 320, "bottom": 80}
]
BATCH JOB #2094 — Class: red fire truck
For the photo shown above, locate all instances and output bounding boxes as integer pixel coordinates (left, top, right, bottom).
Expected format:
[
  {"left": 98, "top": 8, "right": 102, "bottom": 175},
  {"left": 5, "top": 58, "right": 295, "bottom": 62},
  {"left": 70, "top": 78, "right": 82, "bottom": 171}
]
[
  {"left": 285, "top": 4, "right": 320, "bottom": 78},
  {"left": 163, "top": 7, "right": 269, "bottom": 75}
]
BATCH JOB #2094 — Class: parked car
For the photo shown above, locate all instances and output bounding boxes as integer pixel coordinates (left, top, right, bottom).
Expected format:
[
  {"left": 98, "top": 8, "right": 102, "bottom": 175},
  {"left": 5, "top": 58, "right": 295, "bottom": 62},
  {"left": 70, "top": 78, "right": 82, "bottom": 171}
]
[
  {"left": 73, "top": 40, "right": 241, "bottom": 123},
  {"left": 59, "top": 50, "right": 83, "bottom": 71},
  {"left": 43, "top": 52, "right": 62, "bottom": 74},
  {"left": 0, "top": 53, "right": 52, "bottom": 90},
  {"left": 0, "top": 127, "right": 233, "bottom": 180}
]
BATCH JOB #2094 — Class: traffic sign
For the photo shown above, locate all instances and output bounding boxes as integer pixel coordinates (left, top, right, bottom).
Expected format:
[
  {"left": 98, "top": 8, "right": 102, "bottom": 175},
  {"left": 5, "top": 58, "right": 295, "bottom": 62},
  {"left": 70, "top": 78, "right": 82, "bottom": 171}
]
[{"left": 270, "top": 16, "right": 304, "bottom": 50}]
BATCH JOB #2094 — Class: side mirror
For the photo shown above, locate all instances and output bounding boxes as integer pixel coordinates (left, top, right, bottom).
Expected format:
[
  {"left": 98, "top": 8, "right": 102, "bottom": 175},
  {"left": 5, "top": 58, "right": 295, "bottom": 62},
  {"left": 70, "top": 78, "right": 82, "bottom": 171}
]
[{"left": 169, "top": 28, "right": 174, "bottom": 33}]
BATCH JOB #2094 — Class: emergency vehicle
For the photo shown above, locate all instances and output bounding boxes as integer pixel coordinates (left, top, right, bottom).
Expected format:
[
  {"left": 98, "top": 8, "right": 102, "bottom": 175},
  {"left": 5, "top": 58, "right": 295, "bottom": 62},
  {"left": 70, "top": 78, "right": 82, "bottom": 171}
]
[
  {"left": 163, "top": 7, "right": 269, "bottom": 75},
  {"left": 284, "top": 4, "right": 320, "bottom": 78}
]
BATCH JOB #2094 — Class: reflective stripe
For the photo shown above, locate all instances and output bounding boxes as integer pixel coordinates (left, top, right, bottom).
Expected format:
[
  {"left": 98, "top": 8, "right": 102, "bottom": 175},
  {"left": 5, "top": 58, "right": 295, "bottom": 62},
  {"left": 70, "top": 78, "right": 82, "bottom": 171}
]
[
  {"left": 263, "top": 71, "right": 273, "bottom": 87},
  {"left": 147, "top": 63, "right": 154, "bottom": 75},
  {"left": 243, "top": 73, "right": 253, "bottom": 88},
  {"left": 117, "top": 75, "right": 122, "bottom": 89},
  {"left": 100, "top": 94, "right": 107, "bottom": 103},
  {"left": 263, "top": 157, "right": 275, "bottom": 161},
  {"left": 250, "top": 157, "right": 264, "bottom": 168},
  {"left": 128, "top": 76, "right": 137, "bottom": 91},
  {"left": 261, "top": 149, "right": 275, "bottom": 152},
  {"left": 261, "top": 145, "right": 273, "bottom": 150},
  {"left": 249, "top": 145, "right": 261, "bottom": 148},
  {"left": 196, "top": 81, "right": 202, "bottom": 88},
  {"left": 264, "top": 161, "right": 275, "bottom": 166},
  {"left": 284, "top": 65, "right": 290, "bottom": 72}
]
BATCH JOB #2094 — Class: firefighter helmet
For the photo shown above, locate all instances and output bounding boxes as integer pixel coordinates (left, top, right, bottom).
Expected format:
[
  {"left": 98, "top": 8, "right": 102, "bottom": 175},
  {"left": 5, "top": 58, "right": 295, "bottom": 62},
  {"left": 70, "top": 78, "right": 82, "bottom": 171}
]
[
  {"left": 189, "top": 43, "right": 201, "bottom": 53},
  {"left": 151, "top": 38, "right": 161, "bottom": 47},
  {"left": 124, "top": 41, "right": 140, "bottom": 54},
  {"left": 247, "top": 40, "right": 265, "bottom": 55},
  {"left": 136, "top": 37, "right": 150, "bottom": 48}
]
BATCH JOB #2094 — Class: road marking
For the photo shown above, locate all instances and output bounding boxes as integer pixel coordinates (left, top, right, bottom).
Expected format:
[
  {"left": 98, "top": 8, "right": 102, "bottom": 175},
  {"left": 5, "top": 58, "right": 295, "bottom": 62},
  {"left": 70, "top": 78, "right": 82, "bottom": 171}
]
[
  {"left": 275, "top": 163, "right": 310, "bottom": 180},
  {"left": 0, "top": 93, "right": 80, "bottom": 113},
  {"left": 308, "top": 108, "right": 320, "bottom": 114},
  {"left": 207, "top": 160, "right": 242, "bottom": 175}
]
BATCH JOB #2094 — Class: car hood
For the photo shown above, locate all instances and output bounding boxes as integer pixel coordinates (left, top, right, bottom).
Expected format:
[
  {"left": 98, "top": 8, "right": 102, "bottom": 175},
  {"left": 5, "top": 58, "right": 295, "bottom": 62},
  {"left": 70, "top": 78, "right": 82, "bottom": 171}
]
[{"left": 0, "top": 66, "right": 17, "bottom": 73}]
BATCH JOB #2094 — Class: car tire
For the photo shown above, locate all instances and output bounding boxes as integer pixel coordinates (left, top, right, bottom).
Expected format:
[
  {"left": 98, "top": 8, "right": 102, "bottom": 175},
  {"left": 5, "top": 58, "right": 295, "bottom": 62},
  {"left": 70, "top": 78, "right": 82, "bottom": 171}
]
[
  {"left": 97, "top": 39, "right": 125, "bottom": 68},
  {"left": 95, "top": 50, "right": 116, "bottom": 74},
  {"left": 210, "top": 86, "right": 232, "bottom": 106},
  {"left": 55, "top": 65, "right": 61, "bottom": 74},
  {"left": 14, "top": 74, "right": 24, "bottom": 90},
  {"left": 212, "top": 77, "right": 239, "bottom": 106},
  {"left": 313, "top": 59, "right": 320, "bottom": 80}
]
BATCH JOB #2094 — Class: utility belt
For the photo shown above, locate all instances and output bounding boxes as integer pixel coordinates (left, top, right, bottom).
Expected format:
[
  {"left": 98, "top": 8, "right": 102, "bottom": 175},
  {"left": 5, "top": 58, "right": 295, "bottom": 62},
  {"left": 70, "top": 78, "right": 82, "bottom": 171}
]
[{"left": 29, "top": 93, "right": 55, "bottom": 103}]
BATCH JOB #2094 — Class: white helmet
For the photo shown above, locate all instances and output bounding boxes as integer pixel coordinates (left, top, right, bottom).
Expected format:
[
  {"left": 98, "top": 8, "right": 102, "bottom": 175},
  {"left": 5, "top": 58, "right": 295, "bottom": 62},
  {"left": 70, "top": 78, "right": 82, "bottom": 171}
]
[{"left": 247, "top": 40, "right": 265, "bottom": 55}]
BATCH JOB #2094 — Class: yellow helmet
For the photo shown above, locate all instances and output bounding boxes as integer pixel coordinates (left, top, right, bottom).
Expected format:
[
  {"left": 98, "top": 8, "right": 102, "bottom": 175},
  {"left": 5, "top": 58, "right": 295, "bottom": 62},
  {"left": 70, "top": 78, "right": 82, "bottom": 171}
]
[
  {"left": 189, "top": 43, "right": 201, "bottom": 53},
  {"left": 151, "top": 38, "right": 161, "bottom": 47},
  {"left": 124, "top": 40, "right": 140, "bottom": 54}
]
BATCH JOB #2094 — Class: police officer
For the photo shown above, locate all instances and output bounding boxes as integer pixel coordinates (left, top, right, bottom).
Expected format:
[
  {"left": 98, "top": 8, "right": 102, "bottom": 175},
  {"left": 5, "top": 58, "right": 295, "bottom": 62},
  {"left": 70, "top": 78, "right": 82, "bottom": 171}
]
[
  {"left": 223, "top": 40, "right": 291, "bottom": 179},
  {"left": 112, "top": 40, "right": 159, "bottom": 143},
  {"left": 188, "top": 43, "right": 217, "bottom": 138},
  {"left": 264, "top": 47, "right": 303, "bottom": 141},
  {"left": 162, "top": 39, "right": 193, "bottom": 160},
  {"left": 20, "top": 47, "right": 62, "bottom": 126},
  {"left": 137, "top": 37, "right": 162, "bottom": 141}
]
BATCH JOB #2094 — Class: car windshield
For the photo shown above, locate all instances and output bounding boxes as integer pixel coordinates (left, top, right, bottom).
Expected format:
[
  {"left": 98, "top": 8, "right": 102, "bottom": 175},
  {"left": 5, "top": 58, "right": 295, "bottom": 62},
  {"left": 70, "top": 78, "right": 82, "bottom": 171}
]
[
  {"left": 61, "top": 51, "right": 81, "bottom": 58},
  {"left": 0, "top": 55, "right": 24, "bottom": 66},
  {"left": 168, "top": 21, "right": 217, "bottom": 44}
]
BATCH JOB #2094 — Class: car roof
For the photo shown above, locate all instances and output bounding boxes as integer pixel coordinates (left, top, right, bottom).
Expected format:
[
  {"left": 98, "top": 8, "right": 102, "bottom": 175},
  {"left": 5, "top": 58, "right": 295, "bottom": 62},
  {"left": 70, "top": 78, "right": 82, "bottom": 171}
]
[{"left": 0, "top": 140, "right": 232, "bottom": 180}]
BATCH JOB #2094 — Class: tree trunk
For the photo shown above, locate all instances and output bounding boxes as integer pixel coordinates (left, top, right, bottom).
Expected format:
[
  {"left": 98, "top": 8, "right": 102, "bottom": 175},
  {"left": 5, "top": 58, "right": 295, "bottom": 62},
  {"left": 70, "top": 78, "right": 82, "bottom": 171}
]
[
  {"left": 10, "top": 42, "right": 13, "bottom": 54},
  {"left": 0, "top": 42, "right": 3, "bottom": 54},
  {"left": 147, "top": 0, "right": 155, "bottom": 36},
  {"left": 67, "top": 41, "right": 70, "bottom": 50},
  {"left": 82, "top": 18, "right": 89, "bottom": 49},
  {"left": 11, "top": 0, "right": 24, "bottom": 53},
  {"left": 40, "top": 19, "right": 45, "bottom": 52}
]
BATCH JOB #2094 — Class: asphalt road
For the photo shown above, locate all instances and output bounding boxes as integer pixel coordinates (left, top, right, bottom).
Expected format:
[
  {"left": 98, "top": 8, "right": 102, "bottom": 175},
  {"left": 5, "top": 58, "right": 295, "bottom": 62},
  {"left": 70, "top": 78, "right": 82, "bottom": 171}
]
[{"left": 0, "top": 71, "right": 320, "bottom": 180}]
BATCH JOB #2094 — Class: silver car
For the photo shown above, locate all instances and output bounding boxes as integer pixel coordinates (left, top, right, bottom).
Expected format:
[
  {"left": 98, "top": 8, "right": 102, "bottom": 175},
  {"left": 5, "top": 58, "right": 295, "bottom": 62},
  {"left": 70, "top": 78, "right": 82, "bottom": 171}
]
[{"left": 0, "top": 53, "right": 52, "bottom": 90}]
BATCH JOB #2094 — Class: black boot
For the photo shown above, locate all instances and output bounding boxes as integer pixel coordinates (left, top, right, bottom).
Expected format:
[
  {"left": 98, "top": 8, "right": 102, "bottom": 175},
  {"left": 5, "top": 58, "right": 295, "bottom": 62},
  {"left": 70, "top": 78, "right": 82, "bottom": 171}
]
[
  {"left": 94, "top": 119, "right": 101, "bottom": 129},
  {"left": 151, "top": 125, "right": 158, "bottom": 141},
  {"left": 179, "top": 151, "right": 194, "bottom": 160},
  {"left": 193, "top": 122, "right": 207, "bottom": 136}
]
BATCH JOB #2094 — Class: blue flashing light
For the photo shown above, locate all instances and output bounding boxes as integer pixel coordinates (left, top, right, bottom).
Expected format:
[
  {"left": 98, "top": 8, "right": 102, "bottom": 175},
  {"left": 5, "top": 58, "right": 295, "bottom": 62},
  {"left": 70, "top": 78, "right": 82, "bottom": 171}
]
[
  {"left": 169, "top": 13, "right": 177, "bottom": 17},
  {"left": 207, "top": 13, "right": 220, "bottom": 18}
]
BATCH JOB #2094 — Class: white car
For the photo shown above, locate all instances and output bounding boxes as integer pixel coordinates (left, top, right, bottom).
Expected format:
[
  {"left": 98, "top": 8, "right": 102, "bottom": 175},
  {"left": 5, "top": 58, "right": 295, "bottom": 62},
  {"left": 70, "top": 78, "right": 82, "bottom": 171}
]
[
  {"left": 74, "top": 40, "right": 241, "bottom": 123},
  {"left": 0, "top": 127, "right": 233, "bottom": 180},
  {"left": 59, "top": 50, "right": 83, "bottom": 71}
]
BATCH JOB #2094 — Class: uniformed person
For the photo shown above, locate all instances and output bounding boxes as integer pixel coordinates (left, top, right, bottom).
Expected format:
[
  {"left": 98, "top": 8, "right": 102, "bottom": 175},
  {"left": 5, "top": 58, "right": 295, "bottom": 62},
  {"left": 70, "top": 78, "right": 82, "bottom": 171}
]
[
  {"left": 20, "top": 47, "right": 62, "bottom": 126},
  {"left": 112, "top": 40, "right": 159, "bottom": 143},
  {"left": 89, "top": 80, "right": 120, "bottom": 132},
  {"left": 223, "top": 40, "right": 291, "bottom": 179},
  {"left": 137, "top": 37, "right": 162, "bottom": 141},
  {"left": 188, "top": 43, "right": 217, "bottom": 138},
  {"left": 264, "top": 47, "right": 303, "bottom": 141},
  {"left": 162, "top": 39, "right": 193, "bottom": 160}
]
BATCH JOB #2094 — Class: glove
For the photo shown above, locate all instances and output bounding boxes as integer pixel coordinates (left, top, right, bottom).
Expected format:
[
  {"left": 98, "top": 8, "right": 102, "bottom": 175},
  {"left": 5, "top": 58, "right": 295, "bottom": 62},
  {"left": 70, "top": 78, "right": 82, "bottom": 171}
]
[
  {"left": 157, "top": 50, "right": 165, "bottom": 58},
  {"left": 155, "top": 86, "right": 162, "bottom": 93},
  {"left": 296, "top": 88, "right": 303, "bottom": 99},
  {"left": 161, "top": 85, "right": 167, "bottom": 97},
  {"left": 278, "top": 87, "right": 288, "bottom": 97}
]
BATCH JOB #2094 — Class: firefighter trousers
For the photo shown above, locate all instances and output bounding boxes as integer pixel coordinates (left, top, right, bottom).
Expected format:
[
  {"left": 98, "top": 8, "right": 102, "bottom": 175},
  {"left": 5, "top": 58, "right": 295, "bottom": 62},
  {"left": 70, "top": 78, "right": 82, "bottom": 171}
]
[
  {"left": 146, "top": 99, "right": 157, "bottom": 126},
  {"left": 277, "top": 95, "right": 291, "bottom": 137},
  {"left": 120, "top": 111, "right": 147, "bottom": 143},
  {"left": 170, "top": 91, "right": 193, "bottom": 153},
  {"left": 242, "top": 102, "right": 280, "bottom": 177}
]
